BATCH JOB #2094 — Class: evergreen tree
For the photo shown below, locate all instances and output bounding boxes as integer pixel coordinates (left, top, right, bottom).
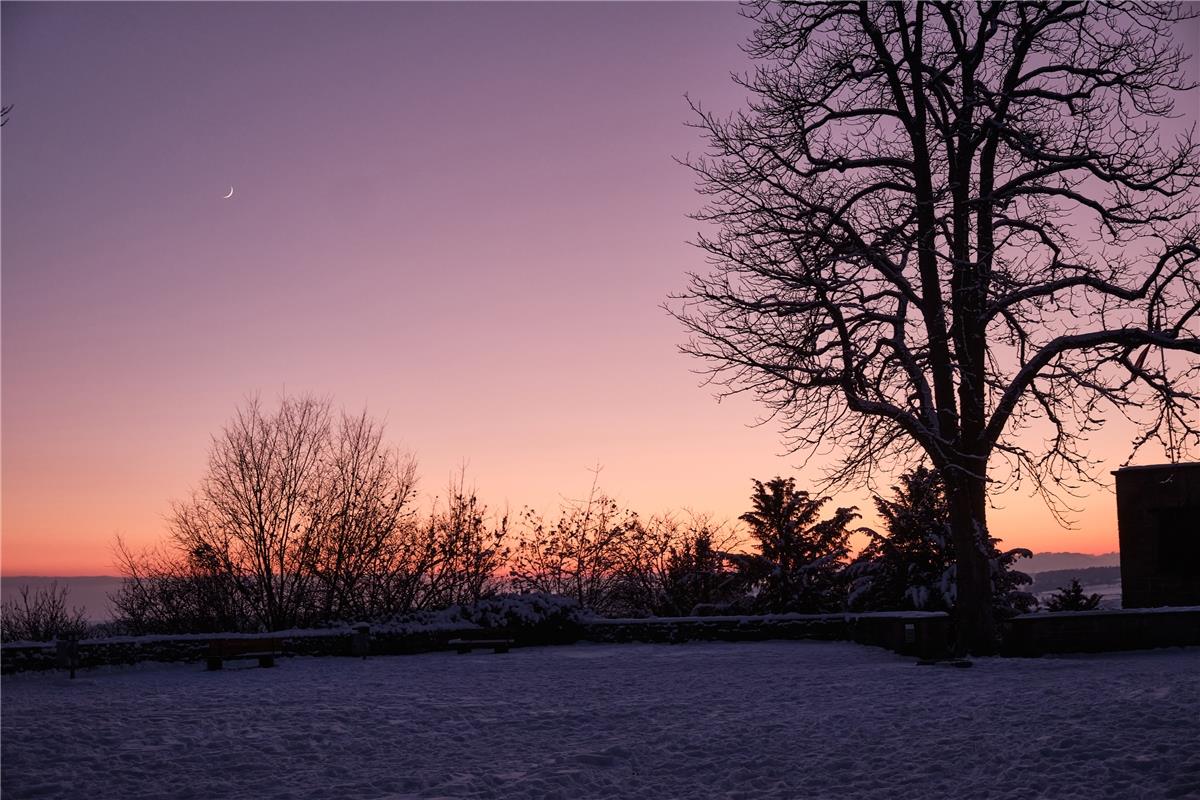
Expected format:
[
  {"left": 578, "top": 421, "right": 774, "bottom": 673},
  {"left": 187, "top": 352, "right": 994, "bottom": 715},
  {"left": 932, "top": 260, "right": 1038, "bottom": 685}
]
[
  {"left": 1044, "top": 579, "right": 1102, "bottom": 612},
  {"left": 848, "top": 467, "right": 953, "bottom": 612},
  {"left": 659, "top": 528, "right": 746, "bottom": 615},
  {"left": 738, "top": 477, "right": 856, "bottom": 613},
  {"left": 849, "top": 467, "right": 1036, "bottom": 617}
]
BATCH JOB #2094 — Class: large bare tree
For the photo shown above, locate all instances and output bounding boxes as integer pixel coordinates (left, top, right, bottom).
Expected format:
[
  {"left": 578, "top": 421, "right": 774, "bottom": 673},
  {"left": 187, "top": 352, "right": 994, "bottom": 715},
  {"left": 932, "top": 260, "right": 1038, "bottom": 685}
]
[
  {"left": 172, "top": 396, "right": 332, "bottom": 630},
  {"left": 674, "top": 1, "right": 1200, "bottom": 652},
  {"left": 166, "top": 396, "right": 420, "bottom": 629}
]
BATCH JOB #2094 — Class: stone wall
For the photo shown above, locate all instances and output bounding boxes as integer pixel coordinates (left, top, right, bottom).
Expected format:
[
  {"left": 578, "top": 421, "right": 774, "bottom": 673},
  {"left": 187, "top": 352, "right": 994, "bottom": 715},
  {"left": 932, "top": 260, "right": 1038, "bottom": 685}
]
[
  {"left": 61, "top": 608, "right": 1200, "bottom": 676},
  {"left": 1, "top": 633, "right": 349, "bottom": 675},
  {"left": 580, "top": 612, "right": 950, "bottom": 660},
  {"left": 7, "top": 607, "right": 1192, "bottom": 675},
  {"left": 0, "top": 625, "right": 533, "bottom": 675},
  {"left": 582, "top": 614, "right": 846, "bottom": 644},
  {"left": 3, "top": 613, "right": 956, "bottom": 675},
  {"left": 1004, "top": 607, "right": 1200, "bottom": 656}
]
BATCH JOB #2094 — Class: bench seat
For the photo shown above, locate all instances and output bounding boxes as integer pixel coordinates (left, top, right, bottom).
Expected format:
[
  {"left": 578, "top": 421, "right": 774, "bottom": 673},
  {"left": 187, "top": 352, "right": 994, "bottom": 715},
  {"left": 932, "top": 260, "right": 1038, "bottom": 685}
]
[
  {"left": 447, "top": 638, "right": 513, "bottom": 654},
  {"left": 206, "top": 638, "right": 281, "bottom": 670}
]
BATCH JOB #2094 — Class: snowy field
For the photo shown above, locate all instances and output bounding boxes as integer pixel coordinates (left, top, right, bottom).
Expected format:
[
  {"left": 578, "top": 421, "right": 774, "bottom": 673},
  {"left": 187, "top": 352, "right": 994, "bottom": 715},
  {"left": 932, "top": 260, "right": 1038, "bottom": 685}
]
[{"left": 3, "top": 641, "right": 1198, "bottom": 799}]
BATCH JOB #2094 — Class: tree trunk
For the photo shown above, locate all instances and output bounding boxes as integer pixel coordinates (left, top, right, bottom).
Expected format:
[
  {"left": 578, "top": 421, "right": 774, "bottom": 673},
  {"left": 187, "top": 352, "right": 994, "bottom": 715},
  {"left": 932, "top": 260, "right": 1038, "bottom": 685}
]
[{"left": 947, "top": 467, "right": 996, "bottom": 655}]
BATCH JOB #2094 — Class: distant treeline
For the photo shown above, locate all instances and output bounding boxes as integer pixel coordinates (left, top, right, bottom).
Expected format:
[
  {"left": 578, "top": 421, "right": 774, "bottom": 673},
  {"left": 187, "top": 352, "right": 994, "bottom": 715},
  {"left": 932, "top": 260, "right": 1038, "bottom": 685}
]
[
  {"left": 1028, "top": 567, "right": 1121, "bottom": 595},
  {"left": 4, "top": 397, "right": 1040, "bottom": 641}
]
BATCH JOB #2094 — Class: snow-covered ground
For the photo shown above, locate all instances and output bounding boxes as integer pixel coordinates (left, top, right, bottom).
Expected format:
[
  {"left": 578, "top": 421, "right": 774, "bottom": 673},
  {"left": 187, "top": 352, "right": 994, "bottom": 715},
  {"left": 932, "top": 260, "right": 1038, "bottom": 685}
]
[{"left": 3, "top": 641, "right": 1198, "bottom": 799}]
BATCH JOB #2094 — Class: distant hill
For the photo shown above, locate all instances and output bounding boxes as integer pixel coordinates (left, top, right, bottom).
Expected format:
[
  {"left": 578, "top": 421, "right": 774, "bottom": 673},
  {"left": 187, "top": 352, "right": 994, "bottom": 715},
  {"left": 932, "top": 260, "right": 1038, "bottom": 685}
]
[
  {"left": 0, "top": 576, "right": 124, "bottom": 623},
  {"left": 1022, "top": 551, "right": 1120, "bottom": 574}
]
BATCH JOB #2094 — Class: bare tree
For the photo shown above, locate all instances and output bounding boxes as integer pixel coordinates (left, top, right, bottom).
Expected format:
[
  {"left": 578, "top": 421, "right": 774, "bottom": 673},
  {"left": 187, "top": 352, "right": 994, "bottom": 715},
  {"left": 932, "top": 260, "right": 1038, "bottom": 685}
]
[
  {"left": 421, "top": 471, "right": 510, "bottom": 608},
  {"left": 115, "top": 397, "right": 525, "bottom": 630},
  {"left": 358, "top": 515, "right": 440, "bottom": 616},
  {"left": 311, "top": 411, "right": 419, "bottom": 621},
  {"left": 674, "top": 2, "right": 1200, "bottom": 652},
  {"left": 510, "top": 478, "right": 637, "bottom": 615},
  {"left": 111, "top": 536, "right": 251, "bottom": 634},
  {"left": 176, "top": 395, "right": 332, "bottom": 630},
  {"left": 1, "top": 582, "right": 89, "bottom": 643},
  {"left": 612, "top": 512, "right": 747, "bottom": 616}
]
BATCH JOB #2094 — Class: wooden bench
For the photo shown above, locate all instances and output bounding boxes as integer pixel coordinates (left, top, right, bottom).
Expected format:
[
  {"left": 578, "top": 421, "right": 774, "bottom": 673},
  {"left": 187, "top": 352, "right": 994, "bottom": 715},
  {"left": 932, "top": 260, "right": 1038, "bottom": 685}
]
[
  {"left": 206, "top": 638, "right": 281, "bottom": 670},
  {"left": 448, "top": 638, "right": 513, "bottom": 655}
]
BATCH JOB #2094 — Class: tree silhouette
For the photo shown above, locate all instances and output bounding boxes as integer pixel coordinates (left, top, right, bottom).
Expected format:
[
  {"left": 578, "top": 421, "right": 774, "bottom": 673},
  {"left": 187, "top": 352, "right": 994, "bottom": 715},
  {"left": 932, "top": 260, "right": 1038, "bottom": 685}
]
[
  {"left": 849, "top": 466, "right": 1035, "bottom": 616},
  {"left": 0, "top": 582, "right": 88, "bottom": 643},
  {"left": 614, "top": 513, "right": 747, "bottom": 616},
  {"left": 674, "top": 2, "right": 1200, "bottom": 652},
  {"left": 849, "top": 466, "right": 954, "bottom": 611},
  {"left": 509, "top": 479, "right": 637, "bottom": 615},
  {"left": 738, "top": 477, "right": 856, "bottom": 613},
  {"left": 126, "top": 396, "right": 423, "bottom": 631},
  {"left": 658, "top": 521, "right": 747, "bottom": 615},
  {"left": 1044, "top": 577, "right": 1102, "bottom": 611}
]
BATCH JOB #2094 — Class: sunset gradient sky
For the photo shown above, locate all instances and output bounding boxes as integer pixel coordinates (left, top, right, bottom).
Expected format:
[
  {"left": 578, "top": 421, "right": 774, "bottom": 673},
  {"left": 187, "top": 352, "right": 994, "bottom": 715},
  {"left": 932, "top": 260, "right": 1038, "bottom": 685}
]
[{"left": 3, "top": 2, "right": 1197, "bottom": 575}]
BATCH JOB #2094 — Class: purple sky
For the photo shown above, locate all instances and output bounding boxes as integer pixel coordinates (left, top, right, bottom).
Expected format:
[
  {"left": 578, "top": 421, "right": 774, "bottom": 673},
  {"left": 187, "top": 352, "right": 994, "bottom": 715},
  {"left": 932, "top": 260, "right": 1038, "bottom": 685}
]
[{"left": 3, "top": 2, "right": 1195, "bottom": 573}]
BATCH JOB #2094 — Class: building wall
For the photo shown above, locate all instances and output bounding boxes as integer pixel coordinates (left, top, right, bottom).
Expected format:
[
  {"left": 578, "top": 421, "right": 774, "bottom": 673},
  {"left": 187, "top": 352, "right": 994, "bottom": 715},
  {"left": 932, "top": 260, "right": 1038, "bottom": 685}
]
[{"left": 1115, "top": 462, "right": 1200, "bottom": 608}]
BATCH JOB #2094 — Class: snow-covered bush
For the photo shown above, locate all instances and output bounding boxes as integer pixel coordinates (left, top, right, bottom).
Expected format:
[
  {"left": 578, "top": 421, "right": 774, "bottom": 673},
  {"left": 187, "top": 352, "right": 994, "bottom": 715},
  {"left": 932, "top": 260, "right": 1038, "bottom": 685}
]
[
  {"left": 848, "top": 467, "right": 954, "bottom": 612},
  {"left": 606, "top": 514, "right": 749, "bottom": 618},
  {"left": 653, "top": 523, "right": 750, "bottom": 616},
  {"left": 460, "top": 592, "right": 584, "bottom": 637},
  {"left": 992, "top": 547, "right": 1037, "bottom": 617}
]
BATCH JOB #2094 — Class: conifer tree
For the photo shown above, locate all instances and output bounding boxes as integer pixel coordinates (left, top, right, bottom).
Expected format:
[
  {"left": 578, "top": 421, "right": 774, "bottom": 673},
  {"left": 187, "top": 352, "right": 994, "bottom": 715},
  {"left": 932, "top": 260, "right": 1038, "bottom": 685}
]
[
  {"left": 738, "top": 477, "right": 856, "bottom": 613},
  {"left": 849, "top": 467, "right": 1036, "bottom": 617},
  {"left": 1044, "top": 578, "right": 1102, "bottom": 612}
]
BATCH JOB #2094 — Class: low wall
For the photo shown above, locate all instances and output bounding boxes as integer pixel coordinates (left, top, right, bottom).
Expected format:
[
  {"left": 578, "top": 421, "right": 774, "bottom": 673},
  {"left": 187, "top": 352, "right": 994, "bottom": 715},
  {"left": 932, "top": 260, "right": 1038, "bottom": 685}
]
[
  {"left": 579, "top": 612, "right": 949, "bottom": 660},
  {"left": 1004, "top": 607, "right": 1200, "bottom": 656},
  {"left": 582, "top": 614, "right": 846, "bottom": 644},
  {"left": 0, "top": 631, "right": 352, "bottom": 675},
  {"left": 7, "top": 608, "right": 1193, "bottom": 675},
  {"left": 0, "top": 611, "right": 952, "bottom": 675},
  {"left": 0, "top": 625, "right": 530, "bottom": 675},
  {"left": 845, "top": 612, "right": 949, "bottom": 659}
]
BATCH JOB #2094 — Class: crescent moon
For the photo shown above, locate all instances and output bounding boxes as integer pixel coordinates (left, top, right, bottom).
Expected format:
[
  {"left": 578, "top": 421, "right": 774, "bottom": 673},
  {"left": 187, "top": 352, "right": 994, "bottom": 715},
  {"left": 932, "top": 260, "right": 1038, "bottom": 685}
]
[{"left": 223, "top": 186, "right": 234, "bottom": 199}]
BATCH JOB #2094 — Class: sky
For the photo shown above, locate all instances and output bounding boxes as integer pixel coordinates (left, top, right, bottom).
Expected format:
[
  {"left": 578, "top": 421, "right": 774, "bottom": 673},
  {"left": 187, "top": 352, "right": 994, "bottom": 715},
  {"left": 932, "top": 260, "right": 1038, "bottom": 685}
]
[{"left": 3, "top": 2, "right": 1197, "bottom": 575}]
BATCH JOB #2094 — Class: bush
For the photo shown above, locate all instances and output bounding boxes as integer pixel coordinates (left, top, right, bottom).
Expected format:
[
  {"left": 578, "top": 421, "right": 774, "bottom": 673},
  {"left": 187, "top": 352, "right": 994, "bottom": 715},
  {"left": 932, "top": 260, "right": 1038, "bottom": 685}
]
[
  {"left": 111, "top": 539, "right": 255, "bottom": 635},
  {"left": 509, "top": 486, "right": 635, "bottom": 616},
  {"left": 608, "top": 514, "right": 748, "bottom": 618},
  {"left": 460, "top": 592, "right": 584, "bottom": 643}
]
